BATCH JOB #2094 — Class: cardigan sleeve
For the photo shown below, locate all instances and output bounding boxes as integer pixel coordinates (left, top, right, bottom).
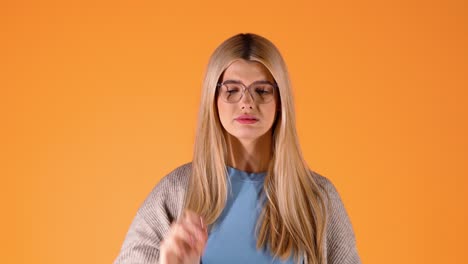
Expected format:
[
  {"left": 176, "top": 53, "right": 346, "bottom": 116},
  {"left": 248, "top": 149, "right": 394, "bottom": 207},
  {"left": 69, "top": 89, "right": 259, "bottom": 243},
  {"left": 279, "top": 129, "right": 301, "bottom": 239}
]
[
  {"left": 113, "top": 163, "right": 191, "bottom": 264},
  {"left": 314, "top": 172, "right": 362, "bottom": 264}
]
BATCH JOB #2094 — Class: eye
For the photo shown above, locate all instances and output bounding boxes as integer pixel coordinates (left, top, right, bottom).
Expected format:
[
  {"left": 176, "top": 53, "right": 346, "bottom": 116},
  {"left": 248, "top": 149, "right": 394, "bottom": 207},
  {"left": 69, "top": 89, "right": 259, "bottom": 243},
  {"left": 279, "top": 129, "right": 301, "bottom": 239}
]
[
  {"left": 254, "top": 85, "right": 273, "bottom": 95},
  {"left": 224, "top": 84, "right": 241, "bottom": 94}
]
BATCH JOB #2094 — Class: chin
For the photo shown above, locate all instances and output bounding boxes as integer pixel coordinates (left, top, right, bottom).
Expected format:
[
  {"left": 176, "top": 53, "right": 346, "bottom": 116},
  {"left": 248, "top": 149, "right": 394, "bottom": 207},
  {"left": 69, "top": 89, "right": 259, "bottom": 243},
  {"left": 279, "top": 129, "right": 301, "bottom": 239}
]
[{"left": 227, "top": 130, "right": 270, "bottom": 142}]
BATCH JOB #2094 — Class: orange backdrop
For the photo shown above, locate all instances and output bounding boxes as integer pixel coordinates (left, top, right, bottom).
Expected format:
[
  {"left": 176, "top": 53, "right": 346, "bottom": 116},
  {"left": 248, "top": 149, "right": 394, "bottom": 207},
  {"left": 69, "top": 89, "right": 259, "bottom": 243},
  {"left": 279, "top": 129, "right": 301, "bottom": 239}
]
[{"left": 2, "top": 0, "right": 467, "bottom": 263}]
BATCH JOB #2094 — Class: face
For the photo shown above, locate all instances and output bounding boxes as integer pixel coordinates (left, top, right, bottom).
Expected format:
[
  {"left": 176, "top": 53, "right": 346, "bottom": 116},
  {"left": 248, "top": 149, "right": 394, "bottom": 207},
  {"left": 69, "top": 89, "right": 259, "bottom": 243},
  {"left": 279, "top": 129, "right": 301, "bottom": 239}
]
[{"left": 217, "top": 59, "right": 278, "bottom": 143}]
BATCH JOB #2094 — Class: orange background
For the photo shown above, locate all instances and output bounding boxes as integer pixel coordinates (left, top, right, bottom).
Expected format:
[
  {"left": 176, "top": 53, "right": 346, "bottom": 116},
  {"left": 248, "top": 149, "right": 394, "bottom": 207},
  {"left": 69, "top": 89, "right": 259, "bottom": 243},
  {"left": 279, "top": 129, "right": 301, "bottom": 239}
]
[{"left": 1, "top": 0, "right": 467, "bottom": 263}]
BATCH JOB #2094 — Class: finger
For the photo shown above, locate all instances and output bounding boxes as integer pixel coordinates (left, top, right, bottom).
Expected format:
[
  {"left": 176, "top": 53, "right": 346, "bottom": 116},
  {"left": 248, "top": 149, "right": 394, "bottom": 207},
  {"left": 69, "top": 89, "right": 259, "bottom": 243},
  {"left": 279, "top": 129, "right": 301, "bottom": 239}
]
[
  {"left": 182, "top": 211, "right": 207, "bottom": 237},
  {"left": 165, "top": 249, "right": 183, "bottom": 264},
  {"left": 173, "top": 222, "right": 201, "bottom": 257},
  {"left": 183, "top": 210, "right": 204, "bottom": 229},
  {"left": 175, "top": 222, "right": 197, "bottom": 248},
  {"left": 165, "top": 223, "right": 195, "bottom": 260},
  {"left": 181, "top": 211, "right": 208, "bottom": 254},
  {"left": 161, "top": 237, "right": 186, "bottom": 264}
]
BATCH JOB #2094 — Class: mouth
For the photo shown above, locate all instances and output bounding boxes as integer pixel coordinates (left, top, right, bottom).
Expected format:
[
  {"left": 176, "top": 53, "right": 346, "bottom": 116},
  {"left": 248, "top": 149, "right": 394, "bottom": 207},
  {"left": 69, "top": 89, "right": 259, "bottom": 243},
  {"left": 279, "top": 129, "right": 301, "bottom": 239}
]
[{"left": 235, "top": 117, "right": 258, "bottom": 124}]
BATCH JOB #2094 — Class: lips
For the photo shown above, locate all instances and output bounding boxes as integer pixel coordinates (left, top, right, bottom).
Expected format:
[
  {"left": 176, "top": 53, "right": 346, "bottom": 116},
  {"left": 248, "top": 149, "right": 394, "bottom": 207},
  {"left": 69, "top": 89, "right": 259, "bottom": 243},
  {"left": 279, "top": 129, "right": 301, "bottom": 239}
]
[
  {"left": 235, "top": 115, "right": 258, "bottom": 121},
  {"left": 235, "top": 115, "right": 258, "bottom": 124}
]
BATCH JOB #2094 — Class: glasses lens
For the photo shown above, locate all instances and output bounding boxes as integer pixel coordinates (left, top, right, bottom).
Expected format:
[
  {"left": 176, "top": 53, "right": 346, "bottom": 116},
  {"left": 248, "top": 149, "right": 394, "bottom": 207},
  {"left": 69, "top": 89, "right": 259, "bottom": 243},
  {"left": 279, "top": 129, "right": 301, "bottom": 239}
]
[
  {"left": 220, "top": 82, "right": 276, "bottom": 103},
  {"left": 251, "top": 83, "right": 275, "bottom": 103},
  {"left": 221, "top": 83, "right": 242, "bottom": 103}
]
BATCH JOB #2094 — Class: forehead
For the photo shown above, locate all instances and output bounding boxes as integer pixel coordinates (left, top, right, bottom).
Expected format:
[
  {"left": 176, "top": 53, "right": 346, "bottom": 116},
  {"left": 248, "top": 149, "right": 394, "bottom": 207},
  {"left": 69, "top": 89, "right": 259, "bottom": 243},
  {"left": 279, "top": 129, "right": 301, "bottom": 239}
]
[{"left": 222, "top": 59, "right": 274, "bottom": 83}]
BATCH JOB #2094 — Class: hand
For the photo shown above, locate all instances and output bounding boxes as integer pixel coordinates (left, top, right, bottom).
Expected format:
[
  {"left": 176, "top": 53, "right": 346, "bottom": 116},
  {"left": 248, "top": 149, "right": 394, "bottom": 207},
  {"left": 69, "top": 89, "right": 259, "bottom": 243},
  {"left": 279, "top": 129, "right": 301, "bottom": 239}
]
[{"left": 159, "top": 210, "right": 208, "bottom": 264}]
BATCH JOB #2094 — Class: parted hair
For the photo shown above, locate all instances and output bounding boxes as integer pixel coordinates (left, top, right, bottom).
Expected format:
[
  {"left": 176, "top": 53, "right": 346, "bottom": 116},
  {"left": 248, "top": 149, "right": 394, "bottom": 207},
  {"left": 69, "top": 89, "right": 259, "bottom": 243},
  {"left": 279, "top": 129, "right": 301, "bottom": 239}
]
[{"left": 184, "top": 33, "right": 328, "bottom": 264}]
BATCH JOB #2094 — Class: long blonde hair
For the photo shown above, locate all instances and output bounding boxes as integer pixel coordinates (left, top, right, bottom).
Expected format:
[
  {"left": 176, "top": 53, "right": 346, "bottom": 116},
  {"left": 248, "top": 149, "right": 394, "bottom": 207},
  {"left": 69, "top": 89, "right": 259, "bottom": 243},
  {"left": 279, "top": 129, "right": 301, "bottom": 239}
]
[{"left": 184, "top": 33, "right": 328, "bottom": 264}]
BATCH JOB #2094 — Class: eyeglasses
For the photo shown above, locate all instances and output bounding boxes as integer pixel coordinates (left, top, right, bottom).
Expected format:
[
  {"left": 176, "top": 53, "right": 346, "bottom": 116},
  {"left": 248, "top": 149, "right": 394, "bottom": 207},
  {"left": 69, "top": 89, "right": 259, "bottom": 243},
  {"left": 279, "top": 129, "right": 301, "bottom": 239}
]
[{"left": 217, "top": 80, "right": 277, "bottom": 104}]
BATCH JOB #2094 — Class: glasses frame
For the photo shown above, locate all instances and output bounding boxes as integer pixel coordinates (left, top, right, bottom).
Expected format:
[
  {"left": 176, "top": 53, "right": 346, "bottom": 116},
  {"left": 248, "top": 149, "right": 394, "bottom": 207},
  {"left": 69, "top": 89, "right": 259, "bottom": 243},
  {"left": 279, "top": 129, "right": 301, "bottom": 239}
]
[{"left": 216, "top": 80, "right": 278, "bottom": 104}]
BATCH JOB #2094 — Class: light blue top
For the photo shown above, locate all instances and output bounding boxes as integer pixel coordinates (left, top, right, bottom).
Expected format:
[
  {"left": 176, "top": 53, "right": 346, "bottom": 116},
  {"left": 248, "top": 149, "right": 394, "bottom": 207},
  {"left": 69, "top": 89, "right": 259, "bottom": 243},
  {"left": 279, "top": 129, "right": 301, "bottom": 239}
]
[{"left": 201, "top": 166, "right": 295, "bottom": 264}]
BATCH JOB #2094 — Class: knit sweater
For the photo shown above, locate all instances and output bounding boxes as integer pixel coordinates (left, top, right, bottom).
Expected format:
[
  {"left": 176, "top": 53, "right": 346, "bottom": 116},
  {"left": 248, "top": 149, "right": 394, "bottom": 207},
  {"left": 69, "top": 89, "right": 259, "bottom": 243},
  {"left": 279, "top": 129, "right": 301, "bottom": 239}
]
[{"left": 114, "top": 163, "right": 361, "bottom": 264}]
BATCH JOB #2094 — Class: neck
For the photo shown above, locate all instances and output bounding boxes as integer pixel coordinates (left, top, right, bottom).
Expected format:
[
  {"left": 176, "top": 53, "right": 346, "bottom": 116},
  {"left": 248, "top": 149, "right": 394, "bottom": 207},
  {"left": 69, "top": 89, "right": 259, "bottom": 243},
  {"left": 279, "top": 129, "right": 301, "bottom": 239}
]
[{"left": 225, "top": 131, "right": 273, "bottom": 173}]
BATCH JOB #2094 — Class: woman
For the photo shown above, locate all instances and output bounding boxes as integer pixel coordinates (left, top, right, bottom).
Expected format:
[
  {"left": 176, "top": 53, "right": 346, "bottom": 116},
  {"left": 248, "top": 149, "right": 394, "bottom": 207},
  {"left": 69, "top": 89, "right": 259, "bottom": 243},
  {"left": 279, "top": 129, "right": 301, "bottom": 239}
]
[{"left": 114, "top": 33, "right": 361, "bottom": 264}]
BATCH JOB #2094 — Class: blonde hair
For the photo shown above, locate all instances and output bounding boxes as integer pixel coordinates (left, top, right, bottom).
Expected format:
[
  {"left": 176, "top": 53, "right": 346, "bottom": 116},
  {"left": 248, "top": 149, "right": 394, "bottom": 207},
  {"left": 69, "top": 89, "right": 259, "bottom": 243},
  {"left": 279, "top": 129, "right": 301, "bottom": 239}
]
[{"left": 184, "top": 33, "right": 328, "bottom": 264}]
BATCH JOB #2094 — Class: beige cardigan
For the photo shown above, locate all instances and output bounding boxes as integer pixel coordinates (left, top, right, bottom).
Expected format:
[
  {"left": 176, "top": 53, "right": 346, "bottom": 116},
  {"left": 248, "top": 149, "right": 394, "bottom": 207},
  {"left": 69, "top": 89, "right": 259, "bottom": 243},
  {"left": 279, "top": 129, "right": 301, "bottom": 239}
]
[{"left": 114, "top": 163, "right": 361, "bottom": 264}]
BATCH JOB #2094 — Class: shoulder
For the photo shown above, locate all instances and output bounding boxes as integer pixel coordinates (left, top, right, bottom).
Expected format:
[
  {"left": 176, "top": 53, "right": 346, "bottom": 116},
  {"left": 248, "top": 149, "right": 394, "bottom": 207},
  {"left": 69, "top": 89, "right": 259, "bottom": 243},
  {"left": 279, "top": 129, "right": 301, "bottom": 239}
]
[
  {"left": 310, "top": 171, "right": 351, "bottom": 224},
  {"left": 138, "top": 162, "right": 192, "bottom": 224},
  {"left": 156, "top": 162, "right": 192, "bottom": 192},
  {"left": 309, "top": 170, "right": 352, "bottom": 225},
  {"left": 310, "top": 171, "right": 343, "bottom": 202},
  {"left": 310, "top": 171, "right": 361, "bottom": 263},
  {"left": 114, "top": 163, "right": 194, "bottom": 262},
  {"left": 146, "top": 162, "right": 192, "bottom": 202}
]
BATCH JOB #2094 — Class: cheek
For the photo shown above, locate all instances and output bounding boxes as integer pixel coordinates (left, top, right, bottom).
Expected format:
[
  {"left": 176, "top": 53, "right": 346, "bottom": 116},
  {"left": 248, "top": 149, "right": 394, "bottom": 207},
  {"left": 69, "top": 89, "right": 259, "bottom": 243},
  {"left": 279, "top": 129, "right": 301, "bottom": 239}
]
[
  {"left": 217, "top": 99, "right": 229, "bottom": 122},
  {"left": 265, "top": 103, "right": 278, "bottom": 121}
]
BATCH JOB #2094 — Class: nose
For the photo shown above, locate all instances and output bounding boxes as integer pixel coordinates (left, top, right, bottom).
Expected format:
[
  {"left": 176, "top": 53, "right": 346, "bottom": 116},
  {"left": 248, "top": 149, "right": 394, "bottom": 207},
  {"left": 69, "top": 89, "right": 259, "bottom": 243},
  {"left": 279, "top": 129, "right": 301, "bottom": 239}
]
[{"left": 240, "top": 88, "right": 254, "bottom": 109}]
